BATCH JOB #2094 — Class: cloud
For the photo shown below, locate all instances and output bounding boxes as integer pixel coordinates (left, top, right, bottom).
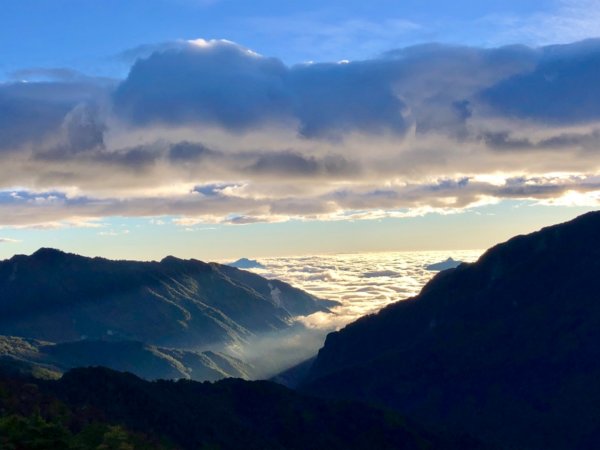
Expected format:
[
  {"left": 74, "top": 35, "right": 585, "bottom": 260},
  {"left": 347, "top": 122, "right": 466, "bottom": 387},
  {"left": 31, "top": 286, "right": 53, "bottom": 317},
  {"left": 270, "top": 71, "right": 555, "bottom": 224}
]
[
  {"left": 481, "top": 39, "right": 600, "bottom": 123},
  {"left": 111, "top": 39, "right": 556, "bottom": 138},
  {"left": 362, "top": 270, "right": 400, "bottom": 278},
  {"left": 168, "top": 141, "right": 216, "bottom": 161},
  {"left": 9, "top": 67, "right": 101, "bottom": 83},
  {"left": 98, "top": 229, "right": 130, "bottom": 237},
  {"left": 236, "top": 15, "right": 423, "bottom": 63},
  {"left": 0, "top": 238, "right": 20, "bottom": 244},
  {"left": 479, "top": 0, "right": 600, "bottom": 47},
  {"left": 114, "top": 40, "right": 291, "bottom": 131},
  {"left": 113, "top": 39, "right": 413, "bottom": 138},
  {"left": 247, "top": 151, "right": 358, "bottom": 176},
  {"left": 0, "top": 75, "right": 112, "bottom": 153},
  {"left": 116, "top": 41, "right": 189, "bottom": 65},
  {"left": 2, "top": 174, "right": 599, "bottom": 229},
  {"left": 3, "top": 39, "right": 600, "bottom": 227},
  {"left": 289, "top": 59, "right": 408, "bottom": 138}
]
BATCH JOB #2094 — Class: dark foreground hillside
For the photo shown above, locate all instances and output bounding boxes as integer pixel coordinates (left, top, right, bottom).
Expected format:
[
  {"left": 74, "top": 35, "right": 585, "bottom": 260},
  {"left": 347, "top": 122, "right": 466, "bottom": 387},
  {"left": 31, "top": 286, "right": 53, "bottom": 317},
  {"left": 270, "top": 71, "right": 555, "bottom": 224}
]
[
  {"left": 301, "top": 211, "right": 600, "bottom": 450},
  {"left": 0, "top": 366, "right": 486, "bottom": 450}
]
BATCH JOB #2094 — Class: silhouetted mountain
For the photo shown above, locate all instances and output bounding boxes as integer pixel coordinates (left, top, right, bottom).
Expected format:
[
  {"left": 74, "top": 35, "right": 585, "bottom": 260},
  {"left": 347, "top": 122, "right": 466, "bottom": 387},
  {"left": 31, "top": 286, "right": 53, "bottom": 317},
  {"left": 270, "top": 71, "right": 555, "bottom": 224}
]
[
  {"left": 0, "top": 249, "right": 336, "bottom": 348},
  {"left": 0, "top": 335, "right": 253, "bottom": 381},
  {"left": 0, "top": 365, "right": 488, "bottom": 450},
  {"left": 270, "top": 356, "right": 316, "bottom": 388},
  {"left": 0, "top": 366, "right": 174, "bottom": 449},
  {"left": 425, "top": 257, "right": 462, "bottom": 271},
  {"left": 227, "top": 257, "right": 266, "bottom": 269},
  {"left": 301, "top": 212, "right": 600, "bottom": 450}
]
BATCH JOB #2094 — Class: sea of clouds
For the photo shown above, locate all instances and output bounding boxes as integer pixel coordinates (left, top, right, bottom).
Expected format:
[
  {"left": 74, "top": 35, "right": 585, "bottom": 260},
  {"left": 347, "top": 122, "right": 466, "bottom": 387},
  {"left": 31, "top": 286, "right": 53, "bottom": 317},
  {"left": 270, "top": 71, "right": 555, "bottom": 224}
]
[
  {"left": 228, "top": 250, "right": 482, "bottom": 376},
  {"left": 251, "top": 250, "right": 482, "bottom": 329}
]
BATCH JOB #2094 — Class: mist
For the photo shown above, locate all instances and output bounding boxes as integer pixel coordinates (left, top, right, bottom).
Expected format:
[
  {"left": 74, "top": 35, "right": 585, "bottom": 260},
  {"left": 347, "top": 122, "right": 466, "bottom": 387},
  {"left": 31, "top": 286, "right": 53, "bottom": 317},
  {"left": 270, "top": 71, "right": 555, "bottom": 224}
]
[
  {"left": 221, "top": 249, "right": 482, "bottom": 378},
  {"left": 224, "top": 323, "right": 329, "bottom": 379}
]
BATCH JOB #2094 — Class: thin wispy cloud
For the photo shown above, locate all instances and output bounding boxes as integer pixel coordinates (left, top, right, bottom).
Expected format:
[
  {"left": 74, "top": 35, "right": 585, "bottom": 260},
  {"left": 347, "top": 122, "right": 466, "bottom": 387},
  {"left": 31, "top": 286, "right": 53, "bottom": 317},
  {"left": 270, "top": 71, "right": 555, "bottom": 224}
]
[
  {"left": 476, "top": 0, "right": 600, "bottom": 46},
  {"left": 0, "top": 238, "right": 20, "bottom": 244},
  {"left": 238, "top": 14, "right": 423, "bottom": 62},
  {"left": 98, "top": 229, "right": 131, "bottom": 237}
]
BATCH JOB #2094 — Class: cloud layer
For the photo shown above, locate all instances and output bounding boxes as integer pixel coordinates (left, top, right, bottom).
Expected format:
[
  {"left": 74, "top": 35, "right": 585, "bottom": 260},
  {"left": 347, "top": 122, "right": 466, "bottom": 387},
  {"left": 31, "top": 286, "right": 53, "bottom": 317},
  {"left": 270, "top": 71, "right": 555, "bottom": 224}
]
[{"left": 3, "top": 38, "right": 600, "bottom": 227}]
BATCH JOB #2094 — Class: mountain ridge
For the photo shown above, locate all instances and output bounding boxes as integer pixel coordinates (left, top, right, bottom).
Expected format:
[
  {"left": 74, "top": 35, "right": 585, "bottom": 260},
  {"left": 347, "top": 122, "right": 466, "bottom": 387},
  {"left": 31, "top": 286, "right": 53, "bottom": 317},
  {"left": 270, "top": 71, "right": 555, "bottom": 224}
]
[
  {"left": 0, "top": 248, "right": 336, "bottom": 349},
  {"left": 0, "top": 364, "right": 488, "bottom": 450},
  {"left": 0, "top": 335, "right": 254, "bottom": 381},
  {"left": 300, "top": 211, "right": 600, "bottom": 450}
]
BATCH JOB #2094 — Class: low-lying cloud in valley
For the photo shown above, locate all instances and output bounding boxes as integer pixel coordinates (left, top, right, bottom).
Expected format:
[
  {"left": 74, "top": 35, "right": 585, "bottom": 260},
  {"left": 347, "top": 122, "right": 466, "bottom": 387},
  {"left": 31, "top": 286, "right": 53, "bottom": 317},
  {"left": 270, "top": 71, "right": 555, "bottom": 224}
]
[
  {"left": 226, "top": 250, "right": 481, "bottom": 376},
  {"left": 3, "top": 38, "right": 600, "bottom": 228},
  {"left": 251, "top": 250, "right": 481, "bottom": 328}
]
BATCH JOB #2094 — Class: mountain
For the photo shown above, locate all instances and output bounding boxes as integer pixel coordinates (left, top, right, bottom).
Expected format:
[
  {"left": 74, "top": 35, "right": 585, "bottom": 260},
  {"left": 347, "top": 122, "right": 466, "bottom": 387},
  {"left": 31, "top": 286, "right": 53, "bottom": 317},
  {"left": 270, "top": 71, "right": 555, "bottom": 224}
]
[
  {"left": 0, "top": 249, "right": 337, "bottom": 349},
  {"left": 0, "top": 335, "right": 253, "bottom": 381},
  {"left": 0, "top": 365, "right": 487, "bottom": 450},
  {"left": 227, "top": 257, "right": 266, "bottom": 269},
  {"left": 300, "top": 212, "right": 600, "bottom": 450},
  {"left": 0, "top": 369, "right": 172, "bottom": 449},
  {"left": 425, "top": 257, "right": 462, "bottom": 271}
]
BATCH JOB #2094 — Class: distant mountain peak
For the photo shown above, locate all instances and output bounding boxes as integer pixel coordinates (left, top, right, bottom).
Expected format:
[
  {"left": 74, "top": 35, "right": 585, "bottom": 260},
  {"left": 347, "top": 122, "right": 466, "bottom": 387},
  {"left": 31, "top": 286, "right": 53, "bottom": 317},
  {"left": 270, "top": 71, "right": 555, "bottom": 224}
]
[
  {"left": 227, "top": 258, "right": 266, "bottom": 269},
  {"left": 160, "top": 255, "right": 184, "bottom": 264},
  {"left": 27, "top": 248, "right": 78, "bottom": 264},
  {"left": 32, "top": 247, "right": 67, "bottom": 258},
  {"left": 425, "top": 256, "right": 462, "bottom": 271}
]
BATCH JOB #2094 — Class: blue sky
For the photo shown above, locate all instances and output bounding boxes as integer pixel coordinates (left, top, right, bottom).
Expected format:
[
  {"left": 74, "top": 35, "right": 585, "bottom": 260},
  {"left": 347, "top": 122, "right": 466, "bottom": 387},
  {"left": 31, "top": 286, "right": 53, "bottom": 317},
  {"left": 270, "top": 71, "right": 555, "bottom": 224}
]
[
  {"left": 1, "top": 0, "right": 600, "bottom": 260},
  {"left": 1, "top": 0, "right": 594, "bottom": 74}
]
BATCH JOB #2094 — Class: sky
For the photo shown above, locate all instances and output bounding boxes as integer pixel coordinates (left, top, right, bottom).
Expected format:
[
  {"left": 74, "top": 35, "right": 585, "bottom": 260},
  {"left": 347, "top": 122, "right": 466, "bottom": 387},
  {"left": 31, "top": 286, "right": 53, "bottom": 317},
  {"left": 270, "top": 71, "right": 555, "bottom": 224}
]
[{"left": 1, "top": 0, "right": 600, "bottom": 261}]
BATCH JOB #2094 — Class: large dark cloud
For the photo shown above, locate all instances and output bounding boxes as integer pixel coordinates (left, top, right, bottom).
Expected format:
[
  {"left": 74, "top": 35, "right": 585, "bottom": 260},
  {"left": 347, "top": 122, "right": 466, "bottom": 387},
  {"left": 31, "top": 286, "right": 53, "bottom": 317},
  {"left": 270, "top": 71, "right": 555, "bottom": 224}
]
[
  {"left": 381, "top": 43, "right": 537, "bottom": 135},
  {"left": 0, "top": 82, "right": 89, "bottom": 150},
  {"left": 112, "top": 40, "right": 540, "bottom": 138},
  {"left": 247, "top": 151, "right": 358, "bottom": 176},
  {"left": 114, "top": 41, "right": 291, "bottom": 130},
  {"left": 4, "top": 39, "right": 600, "bottom": 154},
  {"left": 0, "top": 74, "right": 112, "bottom": 154},
  {"left": 168, "top": 141, "right": 216, "bottom": 161},
  {"left": 118, "top": 39, "right": 600, "bottom": 141},
  {"left": 113, "top": 40, "right": 413, "bottom": 137},
  {"left": 481, "top": 39, "right": 600, "bottom": 123},
  {"left": 483, "top": 129, "right": 600, "bottom": 152},
  {"left": 288, "top": 60, "right": 407, "bottom": 137},
  {"left": 3, "top": 39, "right": 600, "bottom": 227}
]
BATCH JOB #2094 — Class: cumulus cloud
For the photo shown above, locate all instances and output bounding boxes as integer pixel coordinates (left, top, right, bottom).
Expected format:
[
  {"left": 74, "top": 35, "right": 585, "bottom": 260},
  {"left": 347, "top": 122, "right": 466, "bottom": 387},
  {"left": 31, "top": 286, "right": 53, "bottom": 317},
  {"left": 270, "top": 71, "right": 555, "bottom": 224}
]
[
  {"left": 479, "top": 0, "right": 600, "bottom": 47},
  {"left": 481, "top": 39, "right": 600, "bottom": 123},
  {"left": 114, "top": 40, "right": 291, "bottom": 130},
  {"left": 2, "top": 38, "right": 600, "bottom": 227}
]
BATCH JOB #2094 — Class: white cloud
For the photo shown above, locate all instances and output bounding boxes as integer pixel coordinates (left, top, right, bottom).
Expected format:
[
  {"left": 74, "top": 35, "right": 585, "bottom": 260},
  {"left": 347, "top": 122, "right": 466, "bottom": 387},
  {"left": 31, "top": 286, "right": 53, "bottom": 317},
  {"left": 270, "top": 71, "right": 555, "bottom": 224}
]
[
  {"left": 98, "top": 229, "right": 131, "bottom": 237},
  {"left": 2, "top": 39, "right": 600, "bottom": 228},
  {"left": 0, "top": 238, "right": 20, "bottom": 244}
]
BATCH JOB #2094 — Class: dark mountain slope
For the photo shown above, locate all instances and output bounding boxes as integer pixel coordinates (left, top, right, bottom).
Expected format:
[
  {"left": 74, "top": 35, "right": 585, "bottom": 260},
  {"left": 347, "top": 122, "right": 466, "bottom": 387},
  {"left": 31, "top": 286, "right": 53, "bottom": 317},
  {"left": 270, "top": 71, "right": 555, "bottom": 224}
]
[
  {"left": 0, "top": 336, "right": 253, "bottom": 381},
  {"left": 0, "top": 249, "right": 335, "bottom": 348},
  {"left": 0, "top": 366, "right": 486, "bottom": 450},
  {"left": 301, "top": 211, "right": 600, "bottom": 450},
  {"left": 0, "top": 367, "right": 174, "bottom": 449}
]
